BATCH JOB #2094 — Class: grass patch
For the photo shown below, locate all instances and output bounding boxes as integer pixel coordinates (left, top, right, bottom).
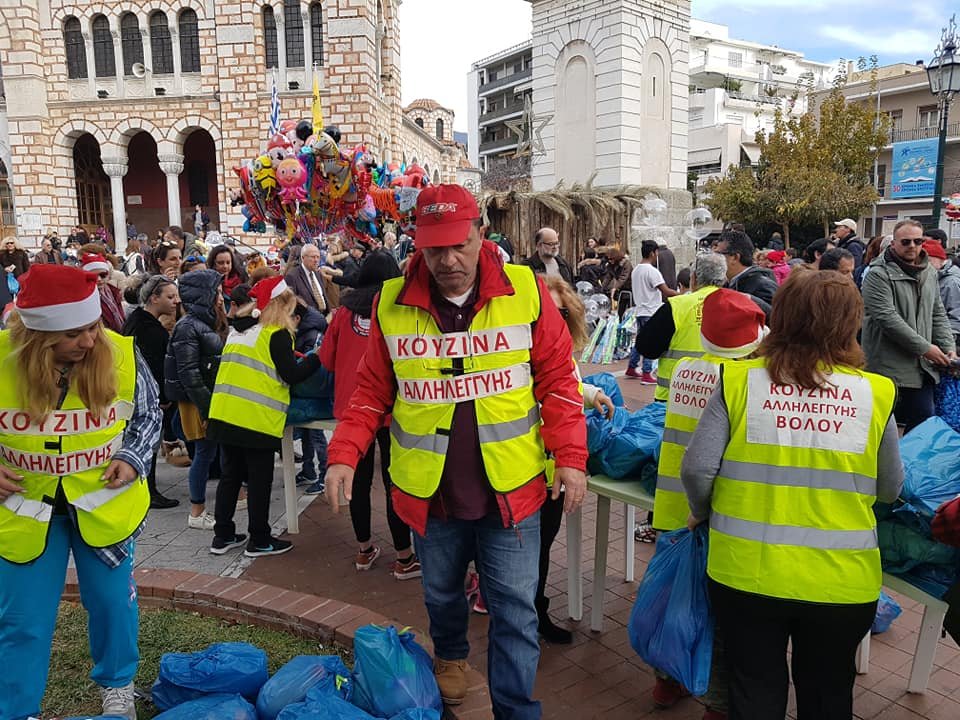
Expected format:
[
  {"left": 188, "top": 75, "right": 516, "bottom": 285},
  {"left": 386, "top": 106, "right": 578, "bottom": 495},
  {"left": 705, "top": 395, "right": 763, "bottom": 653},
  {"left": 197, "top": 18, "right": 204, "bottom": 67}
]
[{"left": 44, "top": 601, "right": 351, "bottom": 718}]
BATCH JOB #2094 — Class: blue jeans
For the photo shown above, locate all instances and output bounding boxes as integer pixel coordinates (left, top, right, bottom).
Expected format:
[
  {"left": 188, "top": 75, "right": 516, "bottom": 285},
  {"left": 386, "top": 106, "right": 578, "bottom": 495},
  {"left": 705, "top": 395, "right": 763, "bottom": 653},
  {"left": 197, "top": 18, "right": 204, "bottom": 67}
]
[
  {"left": 627, "top": 316, "right": 653, "bottom": 372},
  {"left": 295, "top": 428, "right": 328, "bottom": 481},
  {"left": 0, "top": 515, "right": 139, "bottom": 720},
  {"left": 188, "top": 437, "right": 219, "bottom": 505},
  {"left": 414, "top": 512, "right": 542, "bottom": 720}
]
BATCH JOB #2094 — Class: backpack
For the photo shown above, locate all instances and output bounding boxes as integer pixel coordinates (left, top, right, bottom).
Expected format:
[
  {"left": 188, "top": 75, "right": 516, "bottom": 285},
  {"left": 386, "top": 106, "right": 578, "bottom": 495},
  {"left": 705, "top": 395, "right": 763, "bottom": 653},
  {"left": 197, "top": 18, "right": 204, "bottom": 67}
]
[{"left": 122, "top": 252, "right": 145, "bottom": 276}]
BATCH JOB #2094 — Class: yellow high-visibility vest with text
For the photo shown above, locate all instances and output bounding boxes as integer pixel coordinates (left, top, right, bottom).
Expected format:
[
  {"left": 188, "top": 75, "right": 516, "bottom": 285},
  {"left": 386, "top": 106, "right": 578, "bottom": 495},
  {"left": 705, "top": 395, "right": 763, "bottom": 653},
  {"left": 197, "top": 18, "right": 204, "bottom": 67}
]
[{"left": 654, "top": 286, "right": 719, "bottom": 401}]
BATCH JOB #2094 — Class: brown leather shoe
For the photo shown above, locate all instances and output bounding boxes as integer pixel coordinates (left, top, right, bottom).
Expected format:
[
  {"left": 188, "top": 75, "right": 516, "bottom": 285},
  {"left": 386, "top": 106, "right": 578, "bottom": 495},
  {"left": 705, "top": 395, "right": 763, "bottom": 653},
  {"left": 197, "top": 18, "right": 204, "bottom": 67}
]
[{"left": 434, "top": 657, "right": 468, "bottom": 705}]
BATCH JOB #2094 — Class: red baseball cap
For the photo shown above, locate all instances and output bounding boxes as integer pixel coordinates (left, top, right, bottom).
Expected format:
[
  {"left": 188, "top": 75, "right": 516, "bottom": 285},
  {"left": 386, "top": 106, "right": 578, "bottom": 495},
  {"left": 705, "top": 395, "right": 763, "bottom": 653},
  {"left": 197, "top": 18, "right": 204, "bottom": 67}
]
[
  {"left": 923, "top": 240, "right": 947, "bottom": 260},
  {"left": 414, "top": 184, "right": 480, "bottom": 248}
]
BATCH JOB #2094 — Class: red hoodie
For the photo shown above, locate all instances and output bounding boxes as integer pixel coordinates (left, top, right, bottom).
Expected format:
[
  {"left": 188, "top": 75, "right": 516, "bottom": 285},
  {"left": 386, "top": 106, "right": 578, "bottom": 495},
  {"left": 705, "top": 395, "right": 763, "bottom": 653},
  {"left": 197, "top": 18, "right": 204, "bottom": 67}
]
[{"left": 326, "top": 241, "right": 588, "bottom": 535}]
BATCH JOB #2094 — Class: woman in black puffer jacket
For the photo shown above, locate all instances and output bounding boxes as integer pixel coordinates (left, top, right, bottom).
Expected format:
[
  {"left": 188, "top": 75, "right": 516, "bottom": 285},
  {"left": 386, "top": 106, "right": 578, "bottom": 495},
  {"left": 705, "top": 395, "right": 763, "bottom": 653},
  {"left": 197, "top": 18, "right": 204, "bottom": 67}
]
[{"left": 164, "top": 269, "right": 227, "bottom": 530}]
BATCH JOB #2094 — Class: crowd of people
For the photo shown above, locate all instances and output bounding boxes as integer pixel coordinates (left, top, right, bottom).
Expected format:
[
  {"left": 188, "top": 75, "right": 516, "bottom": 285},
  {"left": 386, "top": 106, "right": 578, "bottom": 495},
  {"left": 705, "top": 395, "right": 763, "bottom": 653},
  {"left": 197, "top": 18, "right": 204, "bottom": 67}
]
[{"left": 2, "top": 191, "right": 959, "bottom": 720}]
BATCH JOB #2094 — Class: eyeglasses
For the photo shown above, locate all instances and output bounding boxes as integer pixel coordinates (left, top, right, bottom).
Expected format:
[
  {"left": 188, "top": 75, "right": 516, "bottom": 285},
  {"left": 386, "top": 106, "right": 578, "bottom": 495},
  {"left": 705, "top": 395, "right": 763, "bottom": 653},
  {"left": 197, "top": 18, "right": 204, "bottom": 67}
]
[
  {"left": 540, "top": 242, "right": 560, "bottom": 249},
  {"left": 900, "top": 238, "right": 925, "bottom": 247}
]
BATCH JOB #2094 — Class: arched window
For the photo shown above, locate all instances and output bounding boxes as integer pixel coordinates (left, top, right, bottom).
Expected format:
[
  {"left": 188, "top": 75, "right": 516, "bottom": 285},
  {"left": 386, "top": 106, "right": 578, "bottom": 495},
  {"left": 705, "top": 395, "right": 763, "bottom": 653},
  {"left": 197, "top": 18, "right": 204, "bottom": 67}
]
[
  {"left": 0, "top": 160, "right": 14, "bottom": 239},
  {"left": 179, "top": 9, "right": 200, "bottom": 72},
  {"left": 309, "top": 1, "right": 323, "bottom": 66},
  {"left": 436, "top": 118, "right": 444, "bottom": 140},
  {"left": 263, "top": 6, "right": 278, "bottom": 69},
  {"left": 415, "top": 118, "right": 424, "bottom": 128},
  {"left": 64, "top": 17, "right": 88, "bottom": 79},
  {"left": 149, "top": 12, "right": 174, "bottom": 75},
  {"left": 92, "top": 15, "right": 115, "bottom": 78},
  {"left": 120, "top": 13, "right": 143, "bottom": 76},
  {"left": 284, "top": 0, "right": 305, "bottom": 68}
]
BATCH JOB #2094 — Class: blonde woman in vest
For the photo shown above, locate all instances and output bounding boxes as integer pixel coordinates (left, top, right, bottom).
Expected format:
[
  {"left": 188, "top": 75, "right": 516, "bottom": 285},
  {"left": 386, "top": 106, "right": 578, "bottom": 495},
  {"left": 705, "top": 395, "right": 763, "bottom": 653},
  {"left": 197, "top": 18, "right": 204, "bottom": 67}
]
[
  {"left": 681, "top": 270, "right": 903, "bottom": 720},
  {"left": 206, "top": 276, "right": 321, "bottom": 557},
  {"left": 0, "top": 265, "right": 161, "bottom": 720}
]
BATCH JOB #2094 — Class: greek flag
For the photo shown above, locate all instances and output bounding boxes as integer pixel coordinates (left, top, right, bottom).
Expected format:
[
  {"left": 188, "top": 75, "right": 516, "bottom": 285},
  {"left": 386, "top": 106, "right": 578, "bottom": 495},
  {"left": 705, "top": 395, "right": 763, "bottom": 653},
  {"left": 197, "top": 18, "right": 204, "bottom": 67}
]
[{"left": 269, "top": 73, "right": 280, "bottom": 136}]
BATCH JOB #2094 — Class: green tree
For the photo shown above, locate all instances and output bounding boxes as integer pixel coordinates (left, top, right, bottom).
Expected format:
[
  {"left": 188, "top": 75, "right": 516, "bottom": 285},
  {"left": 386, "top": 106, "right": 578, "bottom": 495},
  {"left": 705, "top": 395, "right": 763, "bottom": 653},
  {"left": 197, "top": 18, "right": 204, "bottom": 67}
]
[{"left": 704, "top": 71, "right": 888, "bottom": 246}]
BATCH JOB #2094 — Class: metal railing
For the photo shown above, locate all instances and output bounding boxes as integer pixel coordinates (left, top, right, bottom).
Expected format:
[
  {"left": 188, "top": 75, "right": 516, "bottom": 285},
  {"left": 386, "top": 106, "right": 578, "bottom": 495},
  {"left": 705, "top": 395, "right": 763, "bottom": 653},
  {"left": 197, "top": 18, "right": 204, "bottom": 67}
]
[
  {"left": 479, "top": 102, "right": 526, "bottom": 124},
  {"left": 478, "top": 68, "right": 532, "bottom": 95},
  {"left": 888, "top": 122, "right": 960, "bottom": 143},
  {"left": 479, "top": 136, "right": 520, "bottom": 154}
]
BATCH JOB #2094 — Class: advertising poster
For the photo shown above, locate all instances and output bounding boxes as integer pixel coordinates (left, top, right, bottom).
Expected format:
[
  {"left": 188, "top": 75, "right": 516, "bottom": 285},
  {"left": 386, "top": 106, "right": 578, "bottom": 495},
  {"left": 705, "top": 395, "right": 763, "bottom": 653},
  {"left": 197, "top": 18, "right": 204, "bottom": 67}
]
[{"left": 891, "top": 138, "right": 939, "bottom": 199}]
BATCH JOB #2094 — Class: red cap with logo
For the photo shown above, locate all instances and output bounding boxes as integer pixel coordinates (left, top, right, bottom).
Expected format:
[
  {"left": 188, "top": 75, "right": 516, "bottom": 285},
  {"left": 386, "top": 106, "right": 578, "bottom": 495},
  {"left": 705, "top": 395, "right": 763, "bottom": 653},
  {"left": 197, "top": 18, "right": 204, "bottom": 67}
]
[{"left": 414, "top": 184, "right": 480, "bottom": 248}]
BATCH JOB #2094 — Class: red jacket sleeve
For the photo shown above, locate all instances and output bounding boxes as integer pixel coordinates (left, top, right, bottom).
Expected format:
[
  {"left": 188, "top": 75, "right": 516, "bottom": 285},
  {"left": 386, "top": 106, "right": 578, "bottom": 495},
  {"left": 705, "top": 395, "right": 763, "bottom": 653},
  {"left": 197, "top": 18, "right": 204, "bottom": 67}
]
[
  {"left": 318, "top": 307, "right": 341, "bottom": 372},
  {"left": 326, "top": 295, "right": 398, "bottom": 469},
  {"left": 531, "top": 276, "right": 588, "bottom": 470}
]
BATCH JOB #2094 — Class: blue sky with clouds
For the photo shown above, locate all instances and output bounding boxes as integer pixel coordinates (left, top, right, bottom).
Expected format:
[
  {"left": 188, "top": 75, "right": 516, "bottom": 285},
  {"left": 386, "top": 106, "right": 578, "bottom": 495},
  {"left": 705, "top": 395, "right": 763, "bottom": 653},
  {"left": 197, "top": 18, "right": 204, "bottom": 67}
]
[{"left": 693, "top": 0, "right": 954, "bottom": 67}]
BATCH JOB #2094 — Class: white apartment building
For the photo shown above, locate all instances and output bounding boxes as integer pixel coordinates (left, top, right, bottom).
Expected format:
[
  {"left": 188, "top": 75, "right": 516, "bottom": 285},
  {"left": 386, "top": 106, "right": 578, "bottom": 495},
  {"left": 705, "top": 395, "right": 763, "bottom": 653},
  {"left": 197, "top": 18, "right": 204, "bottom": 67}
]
[{"left": 687, "top": 20, "right": 831, "bottom": 194}]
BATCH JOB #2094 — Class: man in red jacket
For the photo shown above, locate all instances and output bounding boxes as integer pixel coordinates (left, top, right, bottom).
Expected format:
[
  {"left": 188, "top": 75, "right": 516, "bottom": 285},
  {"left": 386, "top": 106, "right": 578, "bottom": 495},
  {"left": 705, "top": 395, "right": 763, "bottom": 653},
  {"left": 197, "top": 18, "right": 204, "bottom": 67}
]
[{"left": 326, "top": 185, "right": 587, "bottom": 718}]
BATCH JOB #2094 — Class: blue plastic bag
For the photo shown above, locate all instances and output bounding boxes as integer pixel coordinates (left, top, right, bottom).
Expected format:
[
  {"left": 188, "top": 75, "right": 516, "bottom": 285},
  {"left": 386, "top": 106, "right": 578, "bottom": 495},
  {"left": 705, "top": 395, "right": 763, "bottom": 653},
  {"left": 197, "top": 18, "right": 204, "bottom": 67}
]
[
  {"left": 151, "top": 642, "right": 269, "bottom": 710},
  {"left": 582, "top": 372, "right": 624, "bottom": 407},
  {"left": 7, "top": 273, "right": 18, "bottom": 297},
  {"left": 153, "top": 694, "right": 257, "bottom": 720},
  {"left": 276, "top": 696, "right": 375, "bottom": 720},
  {"left": 894, "top": 417, "right": 960, "bottom": 532},
  {"left": 628, "top": 526, "right": 714, "bottom": 696},
  {"left": 587, "top": 402, "right": 666, "bottom": 478},
  {"left": 257, "top": 655, "right": 353, "bottom": 720},
  {"left": 351, "top": 625, "right": 442, "bottom": 717},
  {"left": 935, "top": 375, "right": 960, "bottom": 432},
  {"left": 872, "top": 591, "right": 903, "bottom": 634},
  {"left": 389, "top": 711, "right": 442, "bottom": 720}
]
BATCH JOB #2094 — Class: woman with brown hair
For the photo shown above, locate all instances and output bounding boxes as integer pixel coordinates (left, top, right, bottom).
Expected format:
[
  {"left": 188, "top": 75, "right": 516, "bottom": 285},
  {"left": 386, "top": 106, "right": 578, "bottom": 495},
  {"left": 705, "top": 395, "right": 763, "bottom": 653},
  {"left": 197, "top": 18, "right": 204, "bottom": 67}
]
[
  {"left": 206, "top": 276, "right": 322, "bottom": 557},
  {"left": 601, "top": 246, "right": 633, "bottom": 319},
  {"left": 681, "top": 270, "right": 904, "bottom": 720},
  {"left": 0, "top": 265, "right": 160, "bottom": 720}
]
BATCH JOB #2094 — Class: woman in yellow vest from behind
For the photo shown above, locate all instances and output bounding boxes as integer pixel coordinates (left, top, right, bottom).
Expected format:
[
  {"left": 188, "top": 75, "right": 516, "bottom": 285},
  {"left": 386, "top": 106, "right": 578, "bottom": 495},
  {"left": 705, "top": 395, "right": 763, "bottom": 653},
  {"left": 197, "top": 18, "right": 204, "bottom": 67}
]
[
  {"left": 207, "top": 276, "right": 321, "bottom": 557},
  {"left": 0, "top": 264, "right": 161, "bottom": 720},
  {"left": 681, "top": 270, "right": 904, "bottom": 720}
]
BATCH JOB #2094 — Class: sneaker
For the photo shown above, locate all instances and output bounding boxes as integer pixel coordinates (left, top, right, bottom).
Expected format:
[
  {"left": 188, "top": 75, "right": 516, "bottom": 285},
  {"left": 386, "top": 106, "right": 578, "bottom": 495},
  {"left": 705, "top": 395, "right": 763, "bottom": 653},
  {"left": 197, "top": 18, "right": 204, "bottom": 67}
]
[
  {"left": 295, "top": 471, "right": 316, "bottom": 486},
  {"left": 355, "top": 545, "right": 381, "bottom": 571},
  {"left": 245, "top": 537, "right": 293, "bottom": 557},
  {"left": 187, "top": 511, "right": 215, "bottom": 530},
  {"left": 210, "top": 533, "right": 248, "bottom": 555},
  {"left": 640, "top": 371, "right": 658, "bottom": 385},
  {"left": 433, "top": 658, "right": 468, "bottom": 706},
  {"left": 150, "top": 494, "right": 180, "bottom": 510},
  {"left": 624, "top": 366, "right": 641, "bottom": 379},
  {"left": 303, "top": 479, "right": 326, "bottom": 495},
  {"left": 652, "top": 677, "right": 689, "bottom": 709},
  {"left": 393, "top": 555, "right": 422, "bottom": 580},
  {"left": 634, "top": 521, "right": 657, "bottom": 543},
  {"left": 472, "top": 592, "right": 488, "bottom": 615},
  {"left": 100, "top": 682, "right": 136, "bottom": 720}
]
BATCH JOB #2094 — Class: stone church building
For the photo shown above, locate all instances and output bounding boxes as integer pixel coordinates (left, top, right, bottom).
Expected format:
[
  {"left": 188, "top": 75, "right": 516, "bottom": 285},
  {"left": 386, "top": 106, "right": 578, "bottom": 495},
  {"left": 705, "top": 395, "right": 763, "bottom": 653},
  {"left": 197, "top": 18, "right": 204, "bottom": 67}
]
[{"left": 0, "top": 0, "right": 467, "bottom": 244}]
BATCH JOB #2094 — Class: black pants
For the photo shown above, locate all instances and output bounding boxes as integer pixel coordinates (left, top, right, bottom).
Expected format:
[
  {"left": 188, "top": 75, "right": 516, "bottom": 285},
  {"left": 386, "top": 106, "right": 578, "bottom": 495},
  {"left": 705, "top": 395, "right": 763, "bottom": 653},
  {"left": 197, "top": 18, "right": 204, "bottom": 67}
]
[
  {"left": 536, "top": 493, "right": 564, "bottom": 603},
  {"left": 146, "top": 452, "right": 160, "bottom": 497},
  {"left": 895, "top": 377, "right": 935, "bottom": 434},
  {"left": 710, "top": 579, "right": 876, "bottom": 720},
  {"left": 214, "top": 444, "right": 276, "bottom": 546},
  {"left": 349, "top": 427, "right": 411, "bottom": 552}
]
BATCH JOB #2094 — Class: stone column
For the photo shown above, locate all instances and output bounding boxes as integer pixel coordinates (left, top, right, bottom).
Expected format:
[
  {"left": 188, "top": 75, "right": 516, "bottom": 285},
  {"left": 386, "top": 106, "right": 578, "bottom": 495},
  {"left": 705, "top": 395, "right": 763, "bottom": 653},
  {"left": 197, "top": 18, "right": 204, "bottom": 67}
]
[
  {"left": 302, "top": 9, "right": 313, "bottom": 75},
  {"left": 170, "top": 25, "right": 182, "bottom": 93},
  {"left": 276, "top": 8, "right": 287, "bottom": 87},
  {"left": 83, "top": 30, "right": 96, "bottom": 97},
  {"left": 159, "top": 153, "right": 184, "bottom": 227},
  {"left": 102, "top": 156, "right": 128, "bottom": 247},
  {"left": 112, "top": 27, "right": 125, "bottom": 97}
]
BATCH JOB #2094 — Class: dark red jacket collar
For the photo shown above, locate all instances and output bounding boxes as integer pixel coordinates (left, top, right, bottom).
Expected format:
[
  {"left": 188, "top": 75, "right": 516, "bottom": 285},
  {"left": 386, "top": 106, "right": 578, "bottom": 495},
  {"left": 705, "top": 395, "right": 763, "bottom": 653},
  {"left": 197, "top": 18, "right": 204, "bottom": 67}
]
[{"left": 395, "top": 240, "right": 516, "bottom": 322}]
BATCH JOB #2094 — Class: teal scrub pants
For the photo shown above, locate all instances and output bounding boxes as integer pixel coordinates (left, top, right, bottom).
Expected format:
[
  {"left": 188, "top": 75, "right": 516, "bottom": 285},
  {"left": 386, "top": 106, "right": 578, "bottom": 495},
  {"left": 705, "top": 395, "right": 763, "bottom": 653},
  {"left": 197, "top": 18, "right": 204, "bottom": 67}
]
[{"left": 0, "top": 514, "right": 139, "bottom": 720}]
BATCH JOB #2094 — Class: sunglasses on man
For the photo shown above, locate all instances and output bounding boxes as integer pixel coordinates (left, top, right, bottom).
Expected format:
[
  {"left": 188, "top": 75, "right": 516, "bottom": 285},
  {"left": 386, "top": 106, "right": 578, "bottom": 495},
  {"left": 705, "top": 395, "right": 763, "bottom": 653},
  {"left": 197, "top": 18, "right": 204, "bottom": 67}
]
[{"left": 900, "top": 238, "right": 925, "bottom": 247}]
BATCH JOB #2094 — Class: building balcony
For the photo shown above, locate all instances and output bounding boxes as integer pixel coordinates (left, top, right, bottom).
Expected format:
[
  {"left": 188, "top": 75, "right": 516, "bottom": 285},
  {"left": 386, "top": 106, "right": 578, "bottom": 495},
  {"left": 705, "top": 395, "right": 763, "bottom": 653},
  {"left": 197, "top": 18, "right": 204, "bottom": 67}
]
[
  {"left": 888, "top": 122, "right": 960, "bottom": 144},
  {"left": 726, "top": 90, "right": 781, "bottom": 108},
  {"left": 479, "top": 102, "right": 526, "bottom": 125},
  {"left": 479, "top": 136, "right": 520, "bottom": 154},
  {"left": 478, "top": 68, "right": 532, "bottom": 96}
]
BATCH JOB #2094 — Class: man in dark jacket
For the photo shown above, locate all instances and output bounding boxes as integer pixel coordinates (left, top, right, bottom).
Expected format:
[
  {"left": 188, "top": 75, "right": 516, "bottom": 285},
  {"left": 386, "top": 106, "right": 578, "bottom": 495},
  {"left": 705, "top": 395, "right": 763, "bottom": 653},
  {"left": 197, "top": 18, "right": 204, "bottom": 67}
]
[
  {"left": 523, "top": 227, "right": 575, "bottom": 285},
  {"left": 285, "top": 243, "right": 329, "bottom": 314},
  {"left": 716, "top": 230, "right": 778, "bottom": 306},
  {"left": 834, "top": 218, "right": 865, "bottom": 268}
]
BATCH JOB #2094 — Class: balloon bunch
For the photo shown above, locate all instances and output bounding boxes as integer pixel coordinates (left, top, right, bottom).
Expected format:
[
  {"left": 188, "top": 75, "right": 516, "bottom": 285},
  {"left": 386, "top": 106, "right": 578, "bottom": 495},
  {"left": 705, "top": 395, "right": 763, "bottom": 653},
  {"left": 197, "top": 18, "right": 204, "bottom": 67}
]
[{"left": 233, "top": 119, "right": 430, "bottom": 247}]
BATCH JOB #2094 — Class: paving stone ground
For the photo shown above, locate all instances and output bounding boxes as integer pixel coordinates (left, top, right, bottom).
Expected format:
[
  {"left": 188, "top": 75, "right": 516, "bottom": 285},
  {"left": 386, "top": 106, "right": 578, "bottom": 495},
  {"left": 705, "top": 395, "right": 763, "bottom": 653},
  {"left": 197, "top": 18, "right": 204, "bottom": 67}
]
[{"left": 132, "top": 359, "right": 960, "bottom": 720}]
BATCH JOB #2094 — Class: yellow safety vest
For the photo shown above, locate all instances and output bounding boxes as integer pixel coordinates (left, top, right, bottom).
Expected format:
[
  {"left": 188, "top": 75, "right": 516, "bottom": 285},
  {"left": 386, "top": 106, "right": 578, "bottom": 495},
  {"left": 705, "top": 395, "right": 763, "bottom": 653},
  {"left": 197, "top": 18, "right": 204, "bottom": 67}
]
[
  {"left": 654, "top": 286, "right": 719, "bottom": 402},
  {"left": 377, "top": 263, "right": 546, "bottom": 499},
  {"left": 709, "top": 358, "right": 895, "bottom": 604},
  {"left": 0, "top": 330, "right": 148, "bottom": 564},
  {"left": 654, "top": 353, "right": 726, "bottom": 531},
  {"left": 210, "top": 325, "right": 291, "bottom": 439}
]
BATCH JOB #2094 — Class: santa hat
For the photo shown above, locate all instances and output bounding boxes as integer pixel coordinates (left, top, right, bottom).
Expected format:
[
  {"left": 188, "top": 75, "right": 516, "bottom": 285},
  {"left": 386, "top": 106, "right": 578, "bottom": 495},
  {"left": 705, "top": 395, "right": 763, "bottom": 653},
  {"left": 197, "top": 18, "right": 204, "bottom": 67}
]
[
  {"left": 248, "top": 276, "right": 288, "bottom": 318},
  {"left": 14, "top": 265, "right": 102, "bottom": 332},
  {"left": 81, "top": 253, "right": 112, "bottom": 274},
  {"left": 700, "top": 289, "right": 768, "bottom": 359}
]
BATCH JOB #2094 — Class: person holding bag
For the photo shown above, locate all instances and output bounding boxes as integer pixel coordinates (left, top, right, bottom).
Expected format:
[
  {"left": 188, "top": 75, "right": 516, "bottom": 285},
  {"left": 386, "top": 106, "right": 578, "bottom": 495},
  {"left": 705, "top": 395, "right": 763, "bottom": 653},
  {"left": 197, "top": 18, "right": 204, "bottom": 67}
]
[{"left": 681, "top": 270, "right": 904, "bottom": 720}]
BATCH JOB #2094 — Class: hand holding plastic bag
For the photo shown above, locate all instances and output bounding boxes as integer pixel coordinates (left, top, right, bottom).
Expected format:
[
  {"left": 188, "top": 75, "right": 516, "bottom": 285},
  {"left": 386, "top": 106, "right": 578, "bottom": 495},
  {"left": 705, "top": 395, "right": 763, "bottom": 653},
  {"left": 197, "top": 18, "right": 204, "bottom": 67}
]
[
  {"left": 352, "top": 625, "right": 442, "bottom": 717},
  {"left": 628, "top": 526, "right": 714, "bottom": 696}
]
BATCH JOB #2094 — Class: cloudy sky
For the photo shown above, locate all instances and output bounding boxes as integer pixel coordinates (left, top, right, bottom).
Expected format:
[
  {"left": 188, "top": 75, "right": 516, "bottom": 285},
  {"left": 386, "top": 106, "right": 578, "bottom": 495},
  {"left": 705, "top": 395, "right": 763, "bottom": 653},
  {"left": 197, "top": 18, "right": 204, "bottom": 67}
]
[{"left": 399, "top": 0, "right": 956, "bottom": 132}]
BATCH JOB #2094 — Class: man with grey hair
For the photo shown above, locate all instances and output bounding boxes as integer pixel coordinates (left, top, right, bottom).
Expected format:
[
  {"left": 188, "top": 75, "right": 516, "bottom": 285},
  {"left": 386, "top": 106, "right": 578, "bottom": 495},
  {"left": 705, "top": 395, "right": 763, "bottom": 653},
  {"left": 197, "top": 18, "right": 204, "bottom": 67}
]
[{"left": 523, "top": 227, "right": 574, "bottom": 285}]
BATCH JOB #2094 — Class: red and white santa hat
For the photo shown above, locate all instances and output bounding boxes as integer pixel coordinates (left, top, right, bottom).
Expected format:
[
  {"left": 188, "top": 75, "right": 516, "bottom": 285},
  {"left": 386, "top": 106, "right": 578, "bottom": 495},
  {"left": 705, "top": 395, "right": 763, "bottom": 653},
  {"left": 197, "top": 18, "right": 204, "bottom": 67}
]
[
  {"left": 14, "top": 265, "right": 102, "bottom": 332},
  {"left": 81, "top": 252, "right": 112, "bottom": 274},
  {"left": 700, "top": 289, "right": 768, "bottom": 359},
  {"left": 248, "top": 276, "right": 289, "bottom": 318}
]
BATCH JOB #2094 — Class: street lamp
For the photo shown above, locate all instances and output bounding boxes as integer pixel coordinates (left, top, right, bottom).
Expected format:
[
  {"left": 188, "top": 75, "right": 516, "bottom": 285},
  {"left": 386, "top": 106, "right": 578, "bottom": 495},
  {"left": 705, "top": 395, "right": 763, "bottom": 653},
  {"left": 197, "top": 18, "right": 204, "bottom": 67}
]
[{"left": 926, "top": 15, "right": 960, "bottom": 227}]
